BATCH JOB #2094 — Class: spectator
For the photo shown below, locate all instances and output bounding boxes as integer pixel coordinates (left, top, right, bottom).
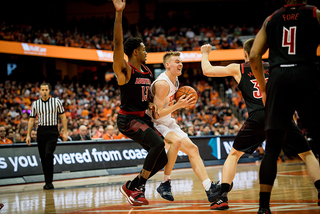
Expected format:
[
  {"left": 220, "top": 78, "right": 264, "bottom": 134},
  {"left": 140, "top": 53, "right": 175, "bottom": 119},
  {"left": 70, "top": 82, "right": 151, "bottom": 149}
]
[
  {"left": 72, "top": 125, "right": 91, "bottom": 141},
  {"left": 92, "top": 126, "right": 104, "bottom": 139},
  {"left": 70, "top": 128, "right": 78, "bottom": 139},
  {"left": 57, "top": 127, "right": 72, "bottom": 142},
  {"left": 0, "top": 125, "right": 12, "bottom": 144},
  {"left": 200, "top": 124, "right": 213, "bottom": 136},
  {"left": 30, "top": 129, "right": 37, "bottom": 142},
  {"left": 19, "top": 128, "right": 27, "bottom": 141},
  {"left": 13, "top": 133, "right": 22, "bottom": 143},
  {"left": 187, "top": 125, "right": 197, "bottom": 136},
  {"left": 103, "top": 125, "right": 117, "bottom": 140},
  {"left": 6, "top": 130, "right": 14, "bottom": 142}
]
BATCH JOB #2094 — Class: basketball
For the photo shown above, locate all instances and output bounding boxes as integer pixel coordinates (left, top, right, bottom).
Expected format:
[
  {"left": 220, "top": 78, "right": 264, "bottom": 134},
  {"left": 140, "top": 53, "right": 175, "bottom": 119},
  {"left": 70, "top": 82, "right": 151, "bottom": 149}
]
[{"left": 175, "top": 86, "right": 198, "bottom": 109}]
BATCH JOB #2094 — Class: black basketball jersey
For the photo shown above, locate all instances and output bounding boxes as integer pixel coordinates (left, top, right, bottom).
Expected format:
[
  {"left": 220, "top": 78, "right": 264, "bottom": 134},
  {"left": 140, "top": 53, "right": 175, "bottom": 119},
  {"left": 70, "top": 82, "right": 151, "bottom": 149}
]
[
  {"left": 237, "top": 61, "right": 270, "bottom": 114},
  {"left": 119, "top": 63, "right": 153, "bottom": 112},
  {"left": 266, "top": 3, "right": 320, "bottom": 68}
]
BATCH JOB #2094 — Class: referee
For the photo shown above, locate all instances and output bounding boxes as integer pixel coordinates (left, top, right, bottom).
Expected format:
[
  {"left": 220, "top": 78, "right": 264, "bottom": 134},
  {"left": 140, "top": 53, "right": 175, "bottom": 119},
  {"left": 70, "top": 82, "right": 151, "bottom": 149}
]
[{"left": 26, "top": 83, "right": 68, "bottom": 190}]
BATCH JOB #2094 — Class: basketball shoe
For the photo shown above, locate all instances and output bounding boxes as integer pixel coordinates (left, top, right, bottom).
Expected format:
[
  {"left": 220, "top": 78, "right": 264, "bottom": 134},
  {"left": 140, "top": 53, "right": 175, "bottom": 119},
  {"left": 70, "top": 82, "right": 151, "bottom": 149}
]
[
  {"left": 43, "top": 183, "right": 54, "bottom": 190},
  {"left": 120, "top": 181, "right": 149, "bottom": 206},
  {"left": 157, "top": 180, "right": 174, "bottom": 201},
  {"left": 210, "top": 192, "right": 229, "bottom": 210},
  {"left": 205, "top": 181, "right": 221, "bottom": 202},
  {"left": 258, "top": 208, "right": 272, "bottom": 214}
]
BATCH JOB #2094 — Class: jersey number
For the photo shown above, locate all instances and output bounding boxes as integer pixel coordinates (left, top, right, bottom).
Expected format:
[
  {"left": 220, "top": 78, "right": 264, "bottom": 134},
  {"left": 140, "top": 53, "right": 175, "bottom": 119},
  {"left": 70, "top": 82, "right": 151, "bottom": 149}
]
[
  {"left": 282, "top": 26, "right": 296, "bottom": 55},
  {"left": 141, "top": 86, "right": 149, "bottom": 101},
  {"left": 250, "top": 78, "right": 268, "bottom": 99}
]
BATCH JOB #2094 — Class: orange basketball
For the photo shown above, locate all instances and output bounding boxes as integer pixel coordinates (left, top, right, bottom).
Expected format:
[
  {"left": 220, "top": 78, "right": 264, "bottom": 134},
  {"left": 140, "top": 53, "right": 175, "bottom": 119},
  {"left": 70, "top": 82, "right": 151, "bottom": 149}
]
[{"left": 175, "top": 86, "right": 198, "bottom": 109}]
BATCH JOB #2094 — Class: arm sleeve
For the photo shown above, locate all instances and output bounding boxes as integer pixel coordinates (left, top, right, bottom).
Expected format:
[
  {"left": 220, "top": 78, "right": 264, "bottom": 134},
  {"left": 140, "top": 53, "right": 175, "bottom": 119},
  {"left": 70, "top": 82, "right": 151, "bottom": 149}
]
[
  {"left": 56, "top": 98, "right": 65, "bottom": 114},
  {"left": 30, "top": 101, "right": 37, "bottom": 118}
]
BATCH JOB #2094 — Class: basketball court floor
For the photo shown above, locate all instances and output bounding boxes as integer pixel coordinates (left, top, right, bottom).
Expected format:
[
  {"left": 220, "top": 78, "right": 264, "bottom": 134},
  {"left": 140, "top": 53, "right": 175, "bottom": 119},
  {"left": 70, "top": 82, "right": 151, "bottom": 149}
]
[{"left": 1, "top": 160, "right": 320, "bottom": 213}]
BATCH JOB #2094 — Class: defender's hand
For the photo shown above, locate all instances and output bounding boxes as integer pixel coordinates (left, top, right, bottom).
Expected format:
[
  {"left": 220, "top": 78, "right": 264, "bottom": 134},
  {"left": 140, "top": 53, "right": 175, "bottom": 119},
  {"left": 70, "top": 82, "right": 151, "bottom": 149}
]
[
  {"left": 113, "top": 0, "right": 126, "bottom": 12},
  {"left": 149, "top": 103, "right": 160, "bottom": 117},
  {"left": 201, "top": 44, "right": 213, "bottom": 55}
]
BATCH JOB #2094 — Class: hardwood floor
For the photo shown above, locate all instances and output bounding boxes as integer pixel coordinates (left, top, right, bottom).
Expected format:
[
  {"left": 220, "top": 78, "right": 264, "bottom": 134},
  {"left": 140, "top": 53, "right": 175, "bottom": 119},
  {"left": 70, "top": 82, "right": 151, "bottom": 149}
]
[{"left": 0, "top": 160, "right": 319, "bottom": 213}]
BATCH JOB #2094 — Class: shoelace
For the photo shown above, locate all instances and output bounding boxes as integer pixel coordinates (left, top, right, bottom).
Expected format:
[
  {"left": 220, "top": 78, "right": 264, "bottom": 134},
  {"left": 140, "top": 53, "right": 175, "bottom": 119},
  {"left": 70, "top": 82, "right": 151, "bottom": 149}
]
[
  {"left": 213, "top": 180, "right": 220, "bottom": 186},
  {"left": 133, "top": 187, "right": 145, "bottom": 198},
  {"left": 162, "top": 182, "right": 172, "bottom": 192}
]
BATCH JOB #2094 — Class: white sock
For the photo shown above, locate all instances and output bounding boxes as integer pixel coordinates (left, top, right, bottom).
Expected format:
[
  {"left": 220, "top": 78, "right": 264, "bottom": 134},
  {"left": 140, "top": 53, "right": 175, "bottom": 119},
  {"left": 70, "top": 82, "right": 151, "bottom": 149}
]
[
  {"left": 202, "top": 178, "right": 212, "bottom": 191},
  {"left": 162, "top": 174, "right": 171, "bottom": 183}
]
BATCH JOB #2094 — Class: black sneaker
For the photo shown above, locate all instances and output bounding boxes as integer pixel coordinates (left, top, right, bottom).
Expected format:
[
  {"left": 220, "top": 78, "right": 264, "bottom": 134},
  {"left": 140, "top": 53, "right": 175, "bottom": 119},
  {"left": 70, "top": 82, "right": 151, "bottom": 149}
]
[
  {"left": 318, "top": 191, "right": 320, "bottom": 206},
  {"left": 206, "top": 181, "right": 221, "bottom": 202},
  {"left": 210, "top": 192, "right": 229, "bottom": 210},
  {"left": 43, "top": 183, "right": 54, "bottom": 190},
  {"left": 157, "top": 180, "right": 174, "bottom": 201},
  {"left": 258, "top": 208, "right": 272, "bottom": 214}
]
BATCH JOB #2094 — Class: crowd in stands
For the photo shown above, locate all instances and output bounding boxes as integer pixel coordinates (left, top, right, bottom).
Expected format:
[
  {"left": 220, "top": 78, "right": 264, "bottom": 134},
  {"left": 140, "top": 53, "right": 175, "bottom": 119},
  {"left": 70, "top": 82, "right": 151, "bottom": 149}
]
[
  {"left": 0, "top": 79, "right": 245, "bottom": 145},
  {"left": 0, "top": 14, "right": 259, "bottom": 52}
]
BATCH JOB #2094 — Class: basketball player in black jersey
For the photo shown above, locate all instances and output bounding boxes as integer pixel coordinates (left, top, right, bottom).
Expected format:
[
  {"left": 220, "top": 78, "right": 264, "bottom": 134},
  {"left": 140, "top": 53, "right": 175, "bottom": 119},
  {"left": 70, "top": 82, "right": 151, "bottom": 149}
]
[
  {"left": 250, "top": 1, "right": 320, "bottom": 213},
  {"left": 113, "top": 0, "right": 167, "bottom": 206},
  {"left": 202, "top": 38, "right": 320, "bottom": 211}
]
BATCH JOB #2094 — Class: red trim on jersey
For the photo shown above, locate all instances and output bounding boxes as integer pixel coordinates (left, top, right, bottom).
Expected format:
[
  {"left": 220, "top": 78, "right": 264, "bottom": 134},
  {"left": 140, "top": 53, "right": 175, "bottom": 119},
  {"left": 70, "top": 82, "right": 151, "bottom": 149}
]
[
  {"left": 119, "top": 109, "right": 145, "bottom": 117},
  {"left": 241, "top": 63, "right": 244, "bottom": 74},
  {"left": 268, "top": 13, "right": 274, "bottom": 21},
  {"left": 127, "top": 62, "right": 150, "bottom": 75},
  {"left": 313, "top": 7, "right": 318, "bottom": 18},
  {"left": 284, "top": 3, "right": 306, "bottom": 7},
  {"left": 142, "top": 64, "right": 153, "bottom": 78}
]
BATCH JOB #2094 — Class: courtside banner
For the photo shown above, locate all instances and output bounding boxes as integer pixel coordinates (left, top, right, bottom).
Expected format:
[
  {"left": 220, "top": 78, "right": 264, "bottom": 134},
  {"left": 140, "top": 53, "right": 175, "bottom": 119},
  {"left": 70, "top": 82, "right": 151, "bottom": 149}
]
[
  {"left": 0, "top": 136, "right": 258, "bottom": 179},
  {"left": 0, "top": 41, "right": 279, "bottom": 63}
]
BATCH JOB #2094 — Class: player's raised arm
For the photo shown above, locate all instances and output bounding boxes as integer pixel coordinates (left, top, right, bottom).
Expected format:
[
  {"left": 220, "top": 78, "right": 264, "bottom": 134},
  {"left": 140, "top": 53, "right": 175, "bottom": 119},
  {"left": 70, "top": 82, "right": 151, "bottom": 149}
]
[
  {"left": 112, "top": 0, "right": 130, "bottom": 85},
  {"left": 201, "top": 44, "right": 241, "bottom": 83}
]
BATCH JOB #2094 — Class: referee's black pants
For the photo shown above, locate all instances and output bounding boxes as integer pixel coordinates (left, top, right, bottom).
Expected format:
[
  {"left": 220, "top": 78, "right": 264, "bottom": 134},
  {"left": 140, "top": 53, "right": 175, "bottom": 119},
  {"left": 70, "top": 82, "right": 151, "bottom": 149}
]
[{"left": 37, "top": 126, "right": 59, "bottom": 185}]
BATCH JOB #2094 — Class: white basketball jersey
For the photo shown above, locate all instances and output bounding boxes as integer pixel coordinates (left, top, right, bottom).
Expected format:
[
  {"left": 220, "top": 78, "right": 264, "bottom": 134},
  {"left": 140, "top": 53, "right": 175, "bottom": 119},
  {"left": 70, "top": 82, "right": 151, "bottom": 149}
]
[{"left": 147, "top": 72, "right": 179, "bottom": 123}]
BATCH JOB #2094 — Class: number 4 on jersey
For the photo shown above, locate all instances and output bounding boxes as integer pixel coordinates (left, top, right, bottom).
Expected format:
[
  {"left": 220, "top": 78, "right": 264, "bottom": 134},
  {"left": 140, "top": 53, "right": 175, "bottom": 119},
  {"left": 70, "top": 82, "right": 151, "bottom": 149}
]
[{"left": 282, "top": 26, "right": 296, "bottom": 55}]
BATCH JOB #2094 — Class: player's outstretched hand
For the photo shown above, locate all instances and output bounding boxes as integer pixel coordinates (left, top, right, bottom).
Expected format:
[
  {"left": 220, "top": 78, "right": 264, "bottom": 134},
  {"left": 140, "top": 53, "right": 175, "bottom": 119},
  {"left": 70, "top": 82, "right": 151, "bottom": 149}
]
[{"left": 113, "top": 0, "right": 126, "bottom": 12}]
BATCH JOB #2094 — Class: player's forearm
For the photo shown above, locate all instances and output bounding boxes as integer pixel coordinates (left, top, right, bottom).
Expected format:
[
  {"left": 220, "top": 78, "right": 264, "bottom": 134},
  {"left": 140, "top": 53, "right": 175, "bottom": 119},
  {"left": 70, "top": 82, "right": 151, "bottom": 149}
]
[
  {"left": 156, "top": 104, "right": 180, "bottom": 119},
  {"left": 201, "top": 53, "right": 213, "bottom": 76},
  {"left": 250, "top": 54, "right": 266, "bottom": 92},
  {"left": 113, "top": 11, "right": 124, "bottom": 52}
]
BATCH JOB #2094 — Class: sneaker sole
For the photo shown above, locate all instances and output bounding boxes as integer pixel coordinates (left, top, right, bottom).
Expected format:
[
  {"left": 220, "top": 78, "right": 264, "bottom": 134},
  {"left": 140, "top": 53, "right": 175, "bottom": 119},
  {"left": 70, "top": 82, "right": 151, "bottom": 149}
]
[
  {"left": 211, "top": 202, "right": 229, "bottom": 210},
  {"left": 120, "top": 186, "right": 143, "bottom": 206},
  {"left": 157, "top": 186, "right": 174, "bottom": 201}
]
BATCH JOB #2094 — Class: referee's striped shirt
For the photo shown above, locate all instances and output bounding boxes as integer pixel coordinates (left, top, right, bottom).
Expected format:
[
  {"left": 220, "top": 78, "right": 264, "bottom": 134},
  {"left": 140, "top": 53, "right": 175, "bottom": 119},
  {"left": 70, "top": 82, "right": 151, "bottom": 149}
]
[{"left": 30, "top": 97, "right": 65, "bottom": 126}]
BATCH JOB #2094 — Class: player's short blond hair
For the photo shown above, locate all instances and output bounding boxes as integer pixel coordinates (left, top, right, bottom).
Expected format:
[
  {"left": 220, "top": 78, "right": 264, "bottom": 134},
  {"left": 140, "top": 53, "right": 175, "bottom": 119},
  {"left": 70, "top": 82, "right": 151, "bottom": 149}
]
[
  {"left": 163, "top": 51, "right": 181, "bottom": 66},
  {"left": 243, "top": 38, "right": 254, "bottom": 56}
]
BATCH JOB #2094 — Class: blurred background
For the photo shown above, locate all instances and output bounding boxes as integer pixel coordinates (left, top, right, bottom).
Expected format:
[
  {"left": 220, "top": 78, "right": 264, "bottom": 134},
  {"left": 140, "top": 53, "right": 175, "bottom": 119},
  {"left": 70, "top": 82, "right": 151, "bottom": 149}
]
[{"left": 0, "top": 0, "right": 319, "bottom": 155}]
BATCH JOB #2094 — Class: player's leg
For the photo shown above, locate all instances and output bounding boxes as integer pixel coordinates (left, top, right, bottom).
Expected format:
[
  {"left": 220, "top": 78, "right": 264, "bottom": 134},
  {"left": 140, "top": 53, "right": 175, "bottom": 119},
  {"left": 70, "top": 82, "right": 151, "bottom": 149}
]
[
  {"left": 179, "top": 136, "right": 220, "bottom": 202},
  {"left": 163, "top": 131, "right": 181, "bottom": 181},
  {"left": 210, "top": 147, "right": 243, "bottom": 210},
  {"left": 156, "top": 131, "right": 181, "bottom": 201},
  {"left": 118, "top": 115, "right": 167, "bottom": 206},
  {"left": 258, "top": 67, "right": 294, "bottom": 213},
  {"left": 259, "top": 129, "right": 287, "bottom": 212},
  {"left": 222, "top": 148, "right": 244, "bottom": 184},
  {"left": 212, "top": 112, "right": 265, "bottom": 210}
]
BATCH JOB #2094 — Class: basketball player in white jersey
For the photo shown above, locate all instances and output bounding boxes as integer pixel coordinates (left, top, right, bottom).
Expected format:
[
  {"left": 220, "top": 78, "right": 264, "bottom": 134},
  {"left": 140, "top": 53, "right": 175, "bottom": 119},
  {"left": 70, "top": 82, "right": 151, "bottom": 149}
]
[{"left": 147, "top": 51, "right": 222, "bottom": 202}]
